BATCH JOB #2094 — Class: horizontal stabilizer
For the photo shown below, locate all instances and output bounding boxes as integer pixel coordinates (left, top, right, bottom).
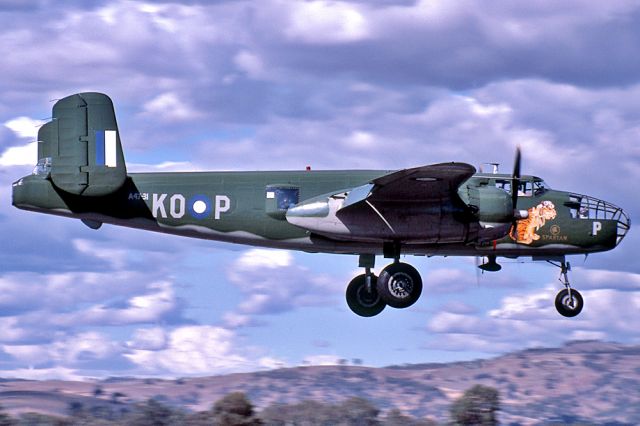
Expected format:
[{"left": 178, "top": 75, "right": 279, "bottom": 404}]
[{"left": 39, "top": 92, "right": 127, "bottom": 196}]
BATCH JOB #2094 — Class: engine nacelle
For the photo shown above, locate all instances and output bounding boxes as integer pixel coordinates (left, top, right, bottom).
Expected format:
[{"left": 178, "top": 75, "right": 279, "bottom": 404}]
[{"left": 468, "top": 185, "right": 513, "bottom": 225}]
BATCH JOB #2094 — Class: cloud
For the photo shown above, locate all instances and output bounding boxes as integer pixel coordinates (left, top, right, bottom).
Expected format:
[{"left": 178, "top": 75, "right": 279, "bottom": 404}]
[
  {"left": 302, "top": 354, "right": 344, "bottom": 366},
  {"left": 49, "top": 281, "right": 183, "bottom": 327},
  {"left": 234, "top": 50, "right": 268, "bottom": 80},
  {"left": 4, "top": 117, "right": 44, "bottom": 139},
  {"left": 1, "top": 0, "right": 640, "bottom": 379},
  {"left": 225, "top": 249, "right": 342, "bottom": 323},
  {"left": 124, "top": 325, "right": 250, "bottom": 375},
  {"left": 126, "top": 327, "right": 167, "bottom": 351},
  {"left": 284, "top": 1, "right": 370, "bottom": 44},
  {"left": 0, "top": 142, "right": 36, "bottom": 166},
  {"left": 425, "top": 283, "right": 640, "bottom": 354},
  {"left": 2, "top": 331, "right": 119, "bottom": 367},
  {"left": 141, "top": 92, "right": 203, "bottom": 122}
]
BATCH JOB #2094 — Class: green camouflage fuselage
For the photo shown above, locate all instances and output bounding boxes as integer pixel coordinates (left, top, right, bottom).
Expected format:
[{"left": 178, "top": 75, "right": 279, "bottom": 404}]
[{"left": 12, "top": 169, "right": 624, "bottom": 258}]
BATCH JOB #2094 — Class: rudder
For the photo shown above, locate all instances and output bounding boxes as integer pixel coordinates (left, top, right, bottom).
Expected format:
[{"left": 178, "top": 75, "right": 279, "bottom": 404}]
[{"left": 37, "top": 92, "right": 127, "bottom": 196}]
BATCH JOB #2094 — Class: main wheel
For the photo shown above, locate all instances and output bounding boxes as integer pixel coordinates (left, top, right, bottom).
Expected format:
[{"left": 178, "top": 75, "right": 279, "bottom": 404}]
[
  {"left": 555, "top": 288, "right": 584, "bottom": 317},
  {"left": 377, "top": 263, "right": 423, "bottom": 309},
  {"left": 346, "top": 274, "right": 386, "bottom": 317}
]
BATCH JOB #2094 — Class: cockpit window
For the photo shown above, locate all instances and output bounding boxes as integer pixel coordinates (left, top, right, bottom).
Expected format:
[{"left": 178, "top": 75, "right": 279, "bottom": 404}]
[
  {"left": 32, "top": 157, "right": 52, "bottom": 176},
  {"left": 495, "top": 180, "right": 511, "bottom": 193},
  {"left": 495, "top": 178, "right": 549, "bottom": 197},
  {"left": 517, "top": 181, "right": 533, "bottom": 197},
  {"left": 533, "top": 179, "right": 549, "bottom": 195}
]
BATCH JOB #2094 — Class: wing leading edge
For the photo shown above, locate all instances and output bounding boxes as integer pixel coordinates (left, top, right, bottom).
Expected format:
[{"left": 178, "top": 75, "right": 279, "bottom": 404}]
[{"left": 340, "top": 162, "right": 476, "bottom": 211}]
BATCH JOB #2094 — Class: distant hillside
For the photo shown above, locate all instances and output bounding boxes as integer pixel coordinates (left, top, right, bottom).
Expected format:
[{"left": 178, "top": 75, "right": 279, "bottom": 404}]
[{"left": 0, "top": 341, "right": 638, "bottom": 425}]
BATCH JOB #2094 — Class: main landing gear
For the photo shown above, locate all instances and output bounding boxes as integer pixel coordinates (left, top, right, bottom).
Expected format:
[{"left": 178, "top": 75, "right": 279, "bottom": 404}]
[
  {"left": 550, "top": 259, "right": 584, "bottom": 317},
  {"left": 346, "top": 254, "right": 423, "bottom": 317}
]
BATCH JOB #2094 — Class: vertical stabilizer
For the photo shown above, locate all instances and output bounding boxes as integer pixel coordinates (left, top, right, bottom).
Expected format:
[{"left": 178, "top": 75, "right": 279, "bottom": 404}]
[{"left": 39, "top": 92, "right": 127, "bottom": 196}]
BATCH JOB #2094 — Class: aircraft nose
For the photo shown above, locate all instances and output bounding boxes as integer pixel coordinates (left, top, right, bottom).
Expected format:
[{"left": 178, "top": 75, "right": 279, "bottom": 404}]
[
  {"left": 615, "top": 207, "right": 631, "bottom": 246},
  {"left": 571, "top": 194, "right": 630, "bottom": 247}
]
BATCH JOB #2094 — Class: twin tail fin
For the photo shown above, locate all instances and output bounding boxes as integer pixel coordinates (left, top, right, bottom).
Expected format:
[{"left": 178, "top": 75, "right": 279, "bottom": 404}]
[{"left": 37, "top": 92, "right": 127, "bottom": 196}]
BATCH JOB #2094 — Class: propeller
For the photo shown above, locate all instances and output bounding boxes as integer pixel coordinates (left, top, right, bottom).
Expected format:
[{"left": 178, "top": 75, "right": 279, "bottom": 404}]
[
  {"left": 511, "top": 146, "right": 527, "bottom": 226},
  {"left": 511, "top": 146, "right": 521, "bottom": 213}
]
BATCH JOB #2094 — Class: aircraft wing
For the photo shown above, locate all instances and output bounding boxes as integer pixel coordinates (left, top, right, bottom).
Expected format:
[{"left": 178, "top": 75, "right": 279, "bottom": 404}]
[{"left": 341, "top": 162, "right": 476, "bottom": 211}]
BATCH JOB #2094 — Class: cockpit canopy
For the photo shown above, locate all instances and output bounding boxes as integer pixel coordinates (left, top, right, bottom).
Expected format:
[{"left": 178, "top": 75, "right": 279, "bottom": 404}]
[{"left": 493, "top": 177, "right": 550, "bottom": 197}]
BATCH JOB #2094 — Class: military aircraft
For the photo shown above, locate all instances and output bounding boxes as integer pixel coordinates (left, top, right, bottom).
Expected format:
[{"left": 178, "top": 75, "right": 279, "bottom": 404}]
[{"left": 12, "top": 93, "right": 630, "bottom": 318}]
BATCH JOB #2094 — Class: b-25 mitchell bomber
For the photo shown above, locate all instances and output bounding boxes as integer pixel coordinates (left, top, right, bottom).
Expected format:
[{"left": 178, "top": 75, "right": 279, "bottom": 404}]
[{"left": 12, "top": 93, "right": 630, "bottom": 318}]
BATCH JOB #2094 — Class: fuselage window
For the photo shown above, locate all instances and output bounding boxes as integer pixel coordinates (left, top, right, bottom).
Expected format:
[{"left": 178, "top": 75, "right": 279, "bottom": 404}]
[{"left": 274, "top": 188, "right": 299, "bottom": 210}]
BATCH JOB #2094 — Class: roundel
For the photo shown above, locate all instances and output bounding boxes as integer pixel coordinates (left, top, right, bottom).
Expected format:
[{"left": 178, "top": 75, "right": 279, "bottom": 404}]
[{"left": 188, "top": 195, "right": 212, "bottom": 219}]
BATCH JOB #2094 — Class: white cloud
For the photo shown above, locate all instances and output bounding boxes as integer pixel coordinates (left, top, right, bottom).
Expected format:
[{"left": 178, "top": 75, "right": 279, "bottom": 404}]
[
  {"left": 73, "top": 239, "right": 129, "bottom": 270},
  {"left": 0, "top": 366, "right": 84, "bottom": 381},
  {"left": 343, "top": 130, "right": 377, "bottom": 149},
  {"left": 52, "top": 281, "right": 179, "bottom": 326},
  {"left": 3, "top": 331, "right": 117, "bottom": 366},
  {"left": 285, "top": 0, "right": 370, "bottom": 43},
  {"left": 234, "top": 248, "right": 293, "bottom": 271},
  {"left": 127, "top": 161, "right": 199, "bottom": 172},
  {"left": 0, "top": 142, "right": 36, "bottom": 166},
  {"left": 302, "top": 354, "right": 343, "bottom": 366},
  {"left": 234, "top": 50, "right": 267, "bottom": 80},
  {"left": 125, "top": 326, "right": 249, "bottom": 375},
  {"left": 4, "top": 117, "right": 44, "bottom": 139},
  {"left": 426, "top": 285, "right": 640, "bottom": 354},
  {"left": 142, "top": 92, "right": 202, "bottom": 122},
  {"left": 225, "top": 249, "right": 341, "bottom": 322},
  {"left": 126, "top": 327, "right": 167, "bottom": 351}
]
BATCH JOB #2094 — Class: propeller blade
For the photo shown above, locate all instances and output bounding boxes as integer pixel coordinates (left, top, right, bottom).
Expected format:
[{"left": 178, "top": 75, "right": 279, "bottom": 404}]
[{"left": 511, "top": 146, "right": 521, "bottom": 211}]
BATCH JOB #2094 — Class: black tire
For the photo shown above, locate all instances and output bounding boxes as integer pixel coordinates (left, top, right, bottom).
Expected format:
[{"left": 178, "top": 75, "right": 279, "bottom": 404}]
[
  {"left": 377, "top": 263, "right": 423, "bottom": 309},
  {"left": 346, "top": 274, "right": 386, "bottom": 317},
  {"left": 555, "top": 288, "right": 584, "bottom": 317}
]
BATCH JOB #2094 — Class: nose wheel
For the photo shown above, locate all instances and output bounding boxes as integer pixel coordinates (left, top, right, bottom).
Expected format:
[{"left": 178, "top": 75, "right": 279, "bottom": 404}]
[
  {"left": 550, "top": 259, "right": 584, "bottom": 317},
  {"left": 555, "top": 288, "right": 584, "bottom": 317}
]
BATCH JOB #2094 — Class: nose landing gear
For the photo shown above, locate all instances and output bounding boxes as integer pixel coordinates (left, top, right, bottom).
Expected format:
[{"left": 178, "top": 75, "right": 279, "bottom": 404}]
[{"left": 550, "top": 259, "right": 584, "bottom": 317}]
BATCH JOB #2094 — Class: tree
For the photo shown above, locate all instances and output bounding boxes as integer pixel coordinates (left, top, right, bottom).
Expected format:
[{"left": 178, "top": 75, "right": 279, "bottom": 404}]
[
  {"left": 336, "top": 397, "right": 380, "bottom": 425},
  {"left": 449, "top": 385, "right": 500, "bottom": 426},
  {"left": 212, "top": 392, "right": 262, "bottom": 426},
  {"left": 127, "top": 398, "right": 182, "bottom": 426},
  {"left": 0, "top": 406, "right": 14, "bottom": 426}
]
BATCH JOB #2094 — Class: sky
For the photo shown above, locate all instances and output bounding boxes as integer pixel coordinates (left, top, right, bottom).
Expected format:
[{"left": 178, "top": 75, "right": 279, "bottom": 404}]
[{"left": 0, "top": 0, "right": 639, "bottom": 380}]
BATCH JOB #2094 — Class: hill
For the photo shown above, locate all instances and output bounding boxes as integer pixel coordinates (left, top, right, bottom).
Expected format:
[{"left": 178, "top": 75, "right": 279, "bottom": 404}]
[{"left": 0, "top": 341, "right": 638, "bottom": 424}]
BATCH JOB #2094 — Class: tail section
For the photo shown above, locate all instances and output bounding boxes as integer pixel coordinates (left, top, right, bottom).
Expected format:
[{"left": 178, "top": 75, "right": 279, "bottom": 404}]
[{"left": 38, "top": 92, "right": 127, "bottom": 196}]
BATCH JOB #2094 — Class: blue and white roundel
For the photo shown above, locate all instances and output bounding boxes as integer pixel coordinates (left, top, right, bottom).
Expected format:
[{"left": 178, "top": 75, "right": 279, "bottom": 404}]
[{"left": 188, "top": 195, "right": 212, "bottom": 219}]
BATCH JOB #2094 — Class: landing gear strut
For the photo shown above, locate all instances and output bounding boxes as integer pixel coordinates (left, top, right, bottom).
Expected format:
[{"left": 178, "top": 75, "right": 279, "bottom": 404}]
[
  {"left": 549, "top": 259, "right": 584, "bottom": 317},
  {"left": 345, "top": 253, "right": 423, "bottom": 317}
]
